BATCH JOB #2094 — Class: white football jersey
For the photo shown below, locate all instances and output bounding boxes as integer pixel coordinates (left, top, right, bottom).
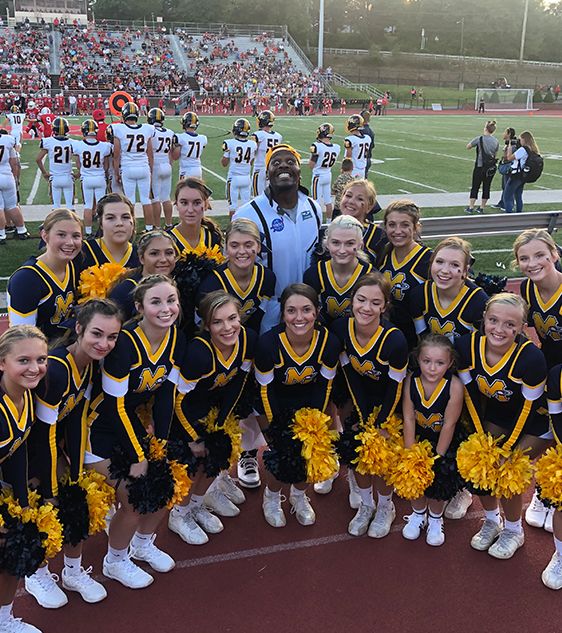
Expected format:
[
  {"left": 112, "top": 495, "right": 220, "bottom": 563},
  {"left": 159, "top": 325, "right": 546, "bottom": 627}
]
[
  {"left": 152, "top": 126, "right": 176, "bottom": 165},
  {"left": 0, "top": 134, "right": 17, "bottom": 175},
  {"left": 73, "top": 139, "right": 112, "bottom": 178},
  {"left": 40, "top": 136, "right": 75, "bottom": 177},
  {"left": 112, "top": 122, "right": 154, "bottom": 168},
  {"left": 310, "top": 141, "right": 341, "bottom": 176},
  {"left": 223, "top": 138, "right": 257, "bottom": 177},
  {"left": 177, "top": 131, "right": 208, "bottom": 172},
  {"left": 7, "top": 112, "right": 24, "bottom": 131},
  {"left": 345, "top": 134, "right": 372, "bottom": 173},
  {"left": 252, "top": 129, "right": 283, "bottom": 169}
]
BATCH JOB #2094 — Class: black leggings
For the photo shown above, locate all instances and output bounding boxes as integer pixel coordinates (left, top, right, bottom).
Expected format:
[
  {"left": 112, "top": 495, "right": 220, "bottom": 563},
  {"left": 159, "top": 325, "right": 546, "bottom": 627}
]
[{"left": 470, "top": 166, "right": 495, "bottom": 200}]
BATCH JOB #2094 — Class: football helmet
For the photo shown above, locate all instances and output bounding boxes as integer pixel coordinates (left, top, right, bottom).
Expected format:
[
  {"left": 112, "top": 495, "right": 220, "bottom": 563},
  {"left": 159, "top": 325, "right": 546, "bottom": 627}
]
[
  {"left": 147, "top": 107, "right": 165, "bottom": 125},
  {"left": 181, "top": 111, "right": 199, "bottom": 130},
  {"left": 81, "top": 119, "right": 98, "bottom": 137},
  {"left": 233, "top": 118, "right": 251, "bottom": 138},
  {"left": 105, "top": 124, "right": 114, "bottom": 143},
  {"left": 317, "top": 123, "right": 334, "bottom": 140},
  {"left": 10, "top": 105, "right": 19, "bottom": 113},
  {"left": 257, "top": 110, "right": 275, "bottom": 129},
  {"left": 27, "top": 101, "right": 35, "bottom": 109},
  {"left": 53, "top": 117, "right": 70, "bottom": 138},
  {"left": 346, "top": 114, "right": 364, "bottom": 133},
  {"left": 121, "top": 102, "right": 139, "bottom": 121}
]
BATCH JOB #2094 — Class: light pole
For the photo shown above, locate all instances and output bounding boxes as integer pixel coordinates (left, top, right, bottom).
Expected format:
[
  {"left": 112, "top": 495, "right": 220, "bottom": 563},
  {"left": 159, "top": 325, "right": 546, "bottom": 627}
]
[
  {"left": 317, "top": 0, "right": 324, "bottom": 69},
  {"left": 519, "top": 0, "right": 529, "bottom": 62},
  {"left": 88, "top": 0, "right": 97, "bottom": 23},
  {"left": 457, "top": 18, "right": 465, "bottom": 90}
]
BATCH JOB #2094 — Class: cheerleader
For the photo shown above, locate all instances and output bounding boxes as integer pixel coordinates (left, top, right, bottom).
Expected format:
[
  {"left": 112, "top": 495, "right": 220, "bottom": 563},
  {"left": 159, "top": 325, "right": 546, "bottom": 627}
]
[
  {"left": 168, "top": 178, "right": 223, "bottom": 257},
  {"left": 8, "top": 209, "right": 82, "bottom": 341},
  {"left": 87, "top": 275, "right": 184, "bottom": 589},
  {"left": 455, "top": 293, "right": 551, "bottom": 559},
  {"left": 378, "top": 200, "right": 432, "bottom": 349},
  {"left": 80, "top": 193, "right": 139, "bottom": 271},
  {"left": 542, "top": 364, "right": 562, "bottom": 590},
  {"left": 514, "top": 228, "right": 562, "bottom": 530},
  {"left": 24, "top": 300, "right": 122, "bottom": 609},
  {"left": 400, "top": 335, "right": 464, "bottom": 546},
  {"left": 169, "top": 291, "right": 256, "bottom": 545},
  {"left": 109, "top": 230, "right": 176, "bottom": 321},
  {"left": 338, "top": 179, "right": 387, "bottom": 265},
  {"left": 331, "top": 273, "right": 408, "bottom": 537},
  {"left": 255, "top": 284, "right": 340, "bottom": 528},
  {"left": 197, "top": 219, "right": 276, "bottom": 489},
  {"left": 304, "top": 215, "right": 372, "bottom": 325},
  {"left": 0, "top": 326, "right": 48, "bottom": 633}
]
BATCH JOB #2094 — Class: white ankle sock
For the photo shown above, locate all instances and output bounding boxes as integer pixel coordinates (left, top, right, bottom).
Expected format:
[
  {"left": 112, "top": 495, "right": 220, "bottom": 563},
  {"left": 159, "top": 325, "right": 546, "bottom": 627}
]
[
  {"left": 33, "top": 565, "right": 50, "bottom": 578},
  {"left": 484, "top": 509, "right": 502, "bottom": 524},
  {"left": 290, "top": 485, "right": 305, "bottom": 498},
  {"left": 555, "top": 537, "right": 562, "bottom": 556},
  {"left": 190, "top": 494, "right": 204, "bottom": 507},
  {"left": 504, "top": 518, "right": 523, "bottom": 533},
  {"left": 63, "top": 555, "right": 82, "bottom": 576},
  {"left": 0, "top": 603, "right": 13, "bottom": 622},
  {"left": 357, "top": 486, "right": 374, "bottom": 508},
  {"left": 377, "top": 492, "right": 393, "bottom": 507},
  {"left": 265, "top": 486, "right": 281, "bottom": 498},
  {"left": 173, "top": 504, "right": 190, "bottom": 517},
  {"left": 131, "top": 532, "right": 153, "bottom": 549},
  {"left": 107, "top": 546, "right": 128, "bottom": 563}
]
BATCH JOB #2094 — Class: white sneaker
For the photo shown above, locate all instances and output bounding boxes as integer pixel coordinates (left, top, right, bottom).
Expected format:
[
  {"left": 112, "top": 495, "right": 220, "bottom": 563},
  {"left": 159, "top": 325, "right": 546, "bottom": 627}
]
[
  {"left": 470, "top": 519, "right": 503, "bottom": 551},
  {"left": 542, "top": 552, "right": 562, "bottom": 590},
  {"left": 130, "top": 535, "right": 175, "bottom": 572},
  {"left": 0, "top": 614, "right": 42, "bottom": 633},
  {"left": 262, "top": 488, "right": 286, "bottom": 527},
  {"left": 168, "top": 508, "right": 209, "bottom": 545},
  {"left": 544, "top": 507, "right": 555, "bottom": 533},
  {"left": 368, "top": 502, "right": 396, "bottom": 538},
  {"left": 348, "top": 503, "right": 375, "bottom": 536},
  {"left": 237, "top": 450, "right": 261, "bottom": 488},
  {"left": 289, "top": 491, "right": 316, "bottom": 526},
  {"left": 525, "top": 491, "right": 548, "bottom": 528},
  {"left": 402, "top": 511, "right": 427, "bottom": 541},
  {"left": 191, "top": 504, "right": 224, "bottom": 533},
  {"left": 347, "top": 470, "right": 361, "bottom": 510},
  {"left": 102, "top": 555, "right": 153, "bottom": 589},
  {"left": 314, "top": 471, "right": 338, "bottom": 495},
  {"left": 61, "top": 566, "right": 107, "bottom": 603},
  {"left": 24, "top": 570, "right": 68, "bottom": 609},
  {"left": 216, "top": 472, "right": 246, "bottom": 504},
  {"left": 488, "top": 528, "right": 525, "bottom": 560},
  {"left": 426, "top": 517, "right": 445, "bottom": 547},
  {"left": 444, "top": 489, "right": 473, "bottom": 520},
  {"left": 204, "top": 488, "right": 240, "bottom": 517}
]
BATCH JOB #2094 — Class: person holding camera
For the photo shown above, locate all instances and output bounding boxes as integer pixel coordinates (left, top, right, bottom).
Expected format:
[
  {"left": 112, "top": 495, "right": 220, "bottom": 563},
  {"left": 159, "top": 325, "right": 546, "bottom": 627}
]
[
  {"left": 465, "top": 120, "right": 499, "bottom": 214},
  {"left": 492, "top": 127, "right": 518, "bottom": 210}
]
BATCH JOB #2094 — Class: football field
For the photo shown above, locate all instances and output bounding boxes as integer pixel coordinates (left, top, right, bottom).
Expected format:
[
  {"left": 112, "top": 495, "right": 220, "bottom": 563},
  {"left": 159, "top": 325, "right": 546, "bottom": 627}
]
[{"left": 7, "top": 113, "right": 562, "bottom": 279}]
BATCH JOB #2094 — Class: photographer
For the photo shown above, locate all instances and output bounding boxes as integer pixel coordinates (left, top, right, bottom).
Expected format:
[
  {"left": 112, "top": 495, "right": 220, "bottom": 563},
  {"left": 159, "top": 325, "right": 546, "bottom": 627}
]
[
  {"left": 493, "top": 127, "right": 518, "bottom": 210},
  {"left": 465, "top": 120, "right": 499, "bottom": 214}
]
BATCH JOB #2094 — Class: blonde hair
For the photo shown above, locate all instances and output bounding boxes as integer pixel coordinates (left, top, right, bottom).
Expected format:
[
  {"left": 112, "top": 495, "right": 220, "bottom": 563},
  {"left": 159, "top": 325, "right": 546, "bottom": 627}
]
[
  {"left": 323, "top": 215, "right": 369, "bottom": 263},
  {"left": 383, "top": 199, "right": 422, "bottom": 245},
  {"left": 513, "top": 229, "right": 558, "bottom": 261},
  {"left": 484, "top": 292, "right": 528, "bottom": 324},
  {"left": 0, "top": 325, "right": 47, "bottom": 362},
  {"left": 520, "top": 130, "right": 539, "bottom": 154},
  {"left": 430, "top": 237, "right": 473, "bottom": 272},
  {"left": 341, "top": 179, "right": 377, "bottom": 210},
  {"left": 225, "top": 218, "right": 261, "bottom": 246},
  {"left": 198, "top": 290, "right": 241, "bottom": 331},
  {"left": 42, "top": 208, "right": 83, "bottom": 234}
]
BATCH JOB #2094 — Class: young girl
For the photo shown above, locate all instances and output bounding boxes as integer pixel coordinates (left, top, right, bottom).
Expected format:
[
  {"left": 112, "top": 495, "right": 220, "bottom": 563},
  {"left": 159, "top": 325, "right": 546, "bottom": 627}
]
[
  {"left": 378, "top": 200, "right": 432, "bottom": 349},
  {"left": 197, "top": 218, "right": 276, "bottom": 335},
  {"left": 401, "top": 335, "right": 464, "bottom": 546},
  {"left": 514, "top": 228, "right": 562, "bottom": 530},
  {"left": 109, "top": 230, "right": 176, "bottom": 321},
  {"left": 503, "top": 130, "right": 539, "bottom": 214},
  {"left": 8, "top": 209, "right": 82, "bottom": 341},
  {"left": 0, "top": 326, "right": 48, "bottom": 633},
  {"left": 493, "top": 127, "right": 517, "bottom": 210},
  {"left": 169, "top": 291, "right": 256, "bottom": 545},
  {"left": 80, "top": 193, "right": 139, "bottom": 271},
  {"left": 87, "top": 275, "right": 185, "bottom": 589},
  {"left": 338, "top": 179, "right": 387, "bottom": 265},
  {"left": 255, "top": 284, "right": 340, "bottom": 528},
  {"left": 331, "top": 273, "right": 408, "bottom": 538},
  {"left": 168, "top": 177, "right": 223, "bottom": 257},
  {"left": 455, "top": 293, "right": 551, "bottom": 560},
  {"left": 24, "top": 300, "right": 122, "bottom": 609},
  {"left": 304, "top": 215, "right": 372, "bottom": 325}
]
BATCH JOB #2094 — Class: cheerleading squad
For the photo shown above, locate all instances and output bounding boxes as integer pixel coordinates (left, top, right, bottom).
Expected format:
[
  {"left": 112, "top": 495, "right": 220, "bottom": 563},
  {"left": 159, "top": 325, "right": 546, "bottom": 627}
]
[{"left": 2, "top": 145, "right": 562, "bottom": 633}]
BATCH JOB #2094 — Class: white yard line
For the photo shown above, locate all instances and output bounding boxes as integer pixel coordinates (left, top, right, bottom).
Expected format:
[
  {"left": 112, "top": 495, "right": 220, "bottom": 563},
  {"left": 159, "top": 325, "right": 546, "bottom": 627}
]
[{"left": 25, "top": 168, "right": 42, "bottom": 205}]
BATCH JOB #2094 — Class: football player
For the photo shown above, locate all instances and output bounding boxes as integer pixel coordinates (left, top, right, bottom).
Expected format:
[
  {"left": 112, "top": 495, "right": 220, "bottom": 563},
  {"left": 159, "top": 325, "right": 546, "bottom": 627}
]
[
  {"left": 221, "top": 118, "right": 257, "bottom": 217},
  {"left": 173, "top": 112, "right": 207, "bottom": 180},
  {"left": 148, "top": 107, "right": 176, "bottom": 229},
  {"left": 36, "top": 117, "right": 75, "bottom": 209},
  {"left": 308, "top": 123, "right": 341, "bottom": 220},
  {"left": 344, "top": 114, "right": 372, "bottom": 178},
  {"left": 251, "top": 110, "right": 282, "bottom": 196}
]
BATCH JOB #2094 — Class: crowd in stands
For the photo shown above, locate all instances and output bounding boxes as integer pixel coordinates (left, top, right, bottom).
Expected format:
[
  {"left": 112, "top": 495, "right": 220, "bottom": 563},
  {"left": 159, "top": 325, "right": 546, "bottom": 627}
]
[{"left": 0, "top": 23, "right": 51, "bottom": 91}]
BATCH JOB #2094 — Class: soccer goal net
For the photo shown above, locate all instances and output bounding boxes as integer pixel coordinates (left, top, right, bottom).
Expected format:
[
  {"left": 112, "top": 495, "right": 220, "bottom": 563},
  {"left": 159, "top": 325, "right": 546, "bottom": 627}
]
[{"left": 475, "top": 88, "right": 534, "bottom": 111}]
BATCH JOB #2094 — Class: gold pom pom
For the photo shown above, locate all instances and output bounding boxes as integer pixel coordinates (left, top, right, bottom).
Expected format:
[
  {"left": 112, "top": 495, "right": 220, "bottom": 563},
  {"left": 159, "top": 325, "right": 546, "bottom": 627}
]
[
  {"left": 494, "top": 447, "right": 534, "bottom": 499},
  {"left": 167, "top": 461, "right": 192, "bottom": 508},
  {"left": 292, "top": 407, "right": 339, "bottom": 484},
  {"left": 202, "top": 408, "right": 242, "bottom": 467},
  {"left": 457, "top": 432, "right": 502, "bottom": 491},
  {"left": 536, "top": 444, "right": 562, "bottom": 508},
  {"left": 78, "top": 263, "right": 126, "bottom": 303},
  {"left": 35, "top": 503, "right": 64, "bottom": 560},
  {"left": 79, "top": 470, "right": 116, "bottom": 536},
  {"left": 388, "top": 441, "right": 436, "bottom": 500},
  {"left": 149, "top": 436, "right": 167, "bottom": 461},
  {"left": 179, "top": 244, "right": 225, "bottom": 265}
]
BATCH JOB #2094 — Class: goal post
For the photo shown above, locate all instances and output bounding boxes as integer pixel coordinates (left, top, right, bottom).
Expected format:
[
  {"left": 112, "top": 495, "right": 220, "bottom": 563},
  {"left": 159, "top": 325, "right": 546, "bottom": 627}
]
[{"left": 475, "top": 88, "right": 534, "bottom": 111}]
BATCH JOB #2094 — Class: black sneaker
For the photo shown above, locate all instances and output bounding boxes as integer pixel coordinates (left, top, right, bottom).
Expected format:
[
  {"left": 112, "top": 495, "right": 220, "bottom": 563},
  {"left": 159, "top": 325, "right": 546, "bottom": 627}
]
[
  {"left": 16, "top": 231, "right": 31, "bottom": 240},
  {"left": 464, "top": 207, "right": 474, "bottom": 214},
  {"left": 491, "top": 203, "right": 503, "bottom": 209},
  {"left": 475, "top": 207, "right": 484, "bottom": 214},
  {"left": 5, "top": 226, "right": 16, "bottom": 235}
]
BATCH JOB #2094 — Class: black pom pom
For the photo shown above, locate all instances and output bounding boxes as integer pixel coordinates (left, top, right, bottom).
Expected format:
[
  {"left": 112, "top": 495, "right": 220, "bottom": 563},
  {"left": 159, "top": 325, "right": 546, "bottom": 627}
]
[
  {"left": 126, "top": 459, "right": 175, "bottom": 514},
  {"left": 473, "top": 272, "right": 508, "bottom": 297},
  {"left": 0, "top": 511, "right": 46, "bottom": 578},
  {"left": 201, "top": 430, "right": 233, "bottom": 478},
  {"left": 263, "top": 412, "right": 307, "bottom": 484},
  {"left": 330, "top": 371, "right": 350, "bottom": 408},
  {"left": 166, "top": 438, "right": 200, "bottom": 476},
  {"left": 57, "top": 482, "right": 90, "bottom": 546},
  {"left": 424, "top": 452, "right": 464, "bottom": 501},
  {"left": 336, "top": 414, "right": 361, "bottom": 467}
]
